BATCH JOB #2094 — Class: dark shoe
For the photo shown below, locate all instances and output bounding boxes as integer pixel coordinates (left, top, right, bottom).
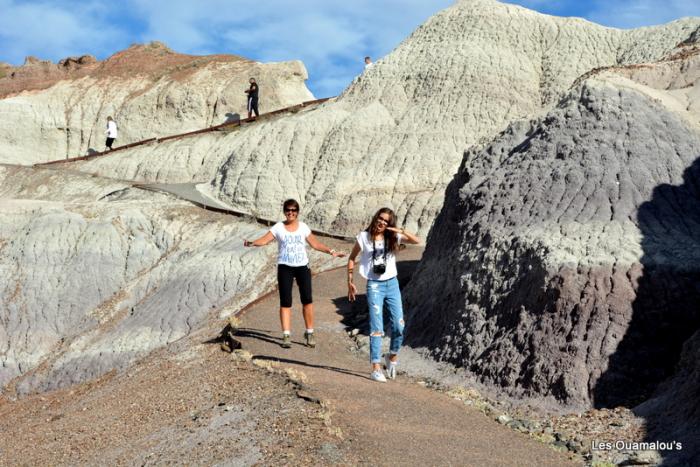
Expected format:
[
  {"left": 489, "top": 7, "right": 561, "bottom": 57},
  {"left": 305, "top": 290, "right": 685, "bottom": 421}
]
[
  {"left": 304, "top": 331, "right": 316, "bottom": 348},
  {"left": 281, "top": 334, "right": 292, "bottom": 348}
]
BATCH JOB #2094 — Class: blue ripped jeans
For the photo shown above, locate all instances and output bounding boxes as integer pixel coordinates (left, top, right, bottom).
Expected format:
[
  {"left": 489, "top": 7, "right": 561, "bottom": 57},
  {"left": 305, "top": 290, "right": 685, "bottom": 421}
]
[{"left": 367, "top": 277, "right": 404, "bottom": 364}]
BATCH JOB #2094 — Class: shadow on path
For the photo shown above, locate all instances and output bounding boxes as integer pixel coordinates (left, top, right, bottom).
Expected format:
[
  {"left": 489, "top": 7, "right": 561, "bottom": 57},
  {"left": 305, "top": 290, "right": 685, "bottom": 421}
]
[{"left": 251, "top": 355, "right": 369, "bottom": 380}]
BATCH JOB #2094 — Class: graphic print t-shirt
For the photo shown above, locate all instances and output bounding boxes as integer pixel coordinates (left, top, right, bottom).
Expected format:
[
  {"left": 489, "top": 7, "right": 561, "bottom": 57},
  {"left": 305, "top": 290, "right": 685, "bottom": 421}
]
[{"left": 270, "top": 221, "right": 312, "bottom": 267}]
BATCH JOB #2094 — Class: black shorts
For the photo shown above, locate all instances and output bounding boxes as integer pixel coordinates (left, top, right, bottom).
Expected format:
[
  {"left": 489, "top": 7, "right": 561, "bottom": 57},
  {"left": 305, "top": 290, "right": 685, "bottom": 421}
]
[
  {"left": 277, "top": 264, "right": 312, "bottom": 308},
  {"left": 247, "top": 96, "right": 259, "bottom": 116}
]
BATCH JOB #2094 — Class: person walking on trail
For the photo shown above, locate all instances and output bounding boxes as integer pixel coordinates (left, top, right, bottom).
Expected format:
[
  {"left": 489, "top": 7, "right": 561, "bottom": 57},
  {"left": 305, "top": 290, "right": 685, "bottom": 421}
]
[
  {"left": 347, "top": 207, "right": 420, "bottom": 382},
  {"left": 105, "top": 116, "right": 118, "bottom": 150},
  {"left": 244, "top": 199, "right": 345, "bottom": 348},
  {"left": 245, "top": 77, "right": 259, "bottom": 119},
  {"left": 364, "top": 56, "right": 373, "bottom": 69}
]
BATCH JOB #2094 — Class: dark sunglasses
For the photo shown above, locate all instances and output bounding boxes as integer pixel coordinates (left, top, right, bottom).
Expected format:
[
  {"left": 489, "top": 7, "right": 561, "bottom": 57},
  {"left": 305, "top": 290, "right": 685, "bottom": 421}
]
[
  {"left": 377, "top": 217, "right": 390, "bottom": 224},
  {"left": 284, "top": 208, "right": 299, "bottom": 213}
]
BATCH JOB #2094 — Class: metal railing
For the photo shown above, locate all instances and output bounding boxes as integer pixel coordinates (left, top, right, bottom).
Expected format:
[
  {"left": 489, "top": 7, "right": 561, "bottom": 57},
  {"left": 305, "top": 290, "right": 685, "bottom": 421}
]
[{"left": 35, "top": 97, "right": 333, "bottom": 167}]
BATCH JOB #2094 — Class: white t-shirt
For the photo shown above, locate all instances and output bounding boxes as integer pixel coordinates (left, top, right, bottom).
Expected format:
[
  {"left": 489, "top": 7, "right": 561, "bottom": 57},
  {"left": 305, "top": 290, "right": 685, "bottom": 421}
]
[
  {"left": 106, "top": 120, "right": 118, "bottom": 138},
  {"left": 270, "top": 221, "right": 312, "bottom": 267},
  {"left": 356, "top": 231, "right": 404, "bottom": 281}
]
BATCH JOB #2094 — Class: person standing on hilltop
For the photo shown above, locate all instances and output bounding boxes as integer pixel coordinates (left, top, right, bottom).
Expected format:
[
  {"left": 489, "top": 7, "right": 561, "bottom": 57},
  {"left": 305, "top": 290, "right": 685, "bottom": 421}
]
[
  {"left": 347, "top": 207, "right": 420, "bottom": 382},
  {"left": 364, "top": 56, "right": 373, "bottom": 69},
  {"left": 244, "top": 77, "right": 259, "bottom": 119},
  {"left": 105, "top": 116, "right": 118, "bottom": 150},
  {"left": 244, "top": 199, "right": 345, "bottom": 348}
]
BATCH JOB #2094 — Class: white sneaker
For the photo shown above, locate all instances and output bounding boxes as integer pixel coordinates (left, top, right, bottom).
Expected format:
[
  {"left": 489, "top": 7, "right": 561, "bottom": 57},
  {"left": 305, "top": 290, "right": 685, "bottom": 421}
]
[
  {"left": 384, "top": 354, "right": 397, "bottom": 380},
  {"left": 370, "top": 370, "right": 387, "bottom": 383}
]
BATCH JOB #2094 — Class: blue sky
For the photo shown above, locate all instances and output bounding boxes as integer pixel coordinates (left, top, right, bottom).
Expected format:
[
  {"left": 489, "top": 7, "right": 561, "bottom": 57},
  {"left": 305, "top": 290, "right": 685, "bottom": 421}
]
[{"left": 1, "top": 0, "right": 699, "bottom": 97}]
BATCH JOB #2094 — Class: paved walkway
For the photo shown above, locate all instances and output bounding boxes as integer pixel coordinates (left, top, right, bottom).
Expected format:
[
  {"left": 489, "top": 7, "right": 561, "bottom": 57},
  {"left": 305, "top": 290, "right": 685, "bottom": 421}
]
[{"left": 235, "top": 245, "right": 579, "bottom": 466}]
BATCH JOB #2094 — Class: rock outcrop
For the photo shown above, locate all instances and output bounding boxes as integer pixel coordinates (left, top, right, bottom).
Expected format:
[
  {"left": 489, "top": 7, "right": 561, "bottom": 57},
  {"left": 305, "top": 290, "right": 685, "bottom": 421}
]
[
  {"left": 0, "top": 42, "right": 313, "bottom": 164},
  {"left": 403, "top": 42, "right": 700, "bottom": 419}
]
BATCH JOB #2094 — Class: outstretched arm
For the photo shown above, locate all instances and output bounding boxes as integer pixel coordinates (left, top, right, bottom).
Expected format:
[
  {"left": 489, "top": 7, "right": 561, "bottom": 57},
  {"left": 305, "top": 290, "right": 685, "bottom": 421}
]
[
  {"left": 306, "top": 233, "right": 346, "bottom": 257},
  {"left": 243, "top": 231, "right": 274, "bottom": 247}
]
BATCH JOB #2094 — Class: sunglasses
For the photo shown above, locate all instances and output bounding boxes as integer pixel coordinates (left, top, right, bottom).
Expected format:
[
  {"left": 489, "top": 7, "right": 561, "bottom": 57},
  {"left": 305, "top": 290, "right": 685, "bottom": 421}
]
[
  {"left": 377, "top": 217, "right": 390, "bottom": 224},
  {"left": 284, "top": 208, "right": 299, "bottom": 213}
]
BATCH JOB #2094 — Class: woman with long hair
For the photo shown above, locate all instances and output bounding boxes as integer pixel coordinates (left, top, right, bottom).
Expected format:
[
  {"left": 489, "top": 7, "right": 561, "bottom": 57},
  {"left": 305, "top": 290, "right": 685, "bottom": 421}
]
[
  {"left": 244, "top": 199, "right": 345, "bottom": 348},
  {"left": 347, "top": 207, "right": 420, "bottom": 382}
]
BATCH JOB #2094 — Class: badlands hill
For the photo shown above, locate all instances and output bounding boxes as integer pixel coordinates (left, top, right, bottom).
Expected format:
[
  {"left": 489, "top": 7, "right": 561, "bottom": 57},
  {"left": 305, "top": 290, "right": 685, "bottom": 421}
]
[
  {"left": 404, "top": 38, "right": 700, "bottom": 464},
  {"left": 13, "top": 0, "right": 698, "bottom": 240},
  {"left": 0, "top": 1, "right": 699, "bottom": 463},
  {"left": 0, "top": 41, "right": 312, "bottom": 164}
]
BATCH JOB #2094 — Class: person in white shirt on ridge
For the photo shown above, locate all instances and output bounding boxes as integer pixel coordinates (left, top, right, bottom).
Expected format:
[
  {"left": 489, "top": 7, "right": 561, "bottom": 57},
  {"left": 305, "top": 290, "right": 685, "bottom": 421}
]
[{"left": 105, "top": 116, "right": 118, "bottom": 150}]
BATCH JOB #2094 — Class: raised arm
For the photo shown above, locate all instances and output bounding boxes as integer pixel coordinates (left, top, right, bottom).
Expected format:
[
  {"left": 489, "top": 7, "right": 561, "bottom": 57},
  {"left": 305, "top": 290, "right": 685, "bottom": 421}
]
[
  {"left": 306, "top": 233, "right": 346, "bottom": 257},
  {"left": 243, "top": 230, "right": 275, "bottom": 247},
  {"left": 387, "top": 226, "right": 420, "bottom": 245},
  {"left": 347, "top": 241, "right": 361, "bottom": 301}
]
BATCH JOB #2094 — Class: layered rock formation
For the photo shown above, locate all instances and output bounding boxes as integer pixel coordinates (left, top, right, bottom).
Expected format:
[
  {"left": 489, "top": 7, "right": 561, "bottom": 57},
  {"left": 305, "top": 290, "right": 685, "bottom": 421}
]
[
  {"left": 0, "top": 42, "right": 313, "bottom": 164},
  {"left": 403, "top": 40, "right": 700, "bottom": 423},
  {"left": 0, "top": 167, "right": 343, "bottom": 393},
  {"left": 59, "top": 0, "right": 700, "bottom": 238}
]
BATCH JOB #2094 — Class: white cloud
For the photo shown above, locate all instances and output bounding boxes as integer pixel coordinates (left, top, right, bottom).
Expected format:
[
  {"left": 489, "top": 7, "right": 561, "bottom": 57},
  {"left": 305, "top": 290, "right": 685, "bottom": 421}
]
[
  {"left": 0, "top": 0, "right": 126, "bottom": 64},
  {"left": 123, "top": 0, "right": 456, "bottom": 96},
  {"left": 0, "top": 0, "right": 457, "bottom": 96},
  {"left": 3, "top": 0, "right": 697, "bottom": 97}
]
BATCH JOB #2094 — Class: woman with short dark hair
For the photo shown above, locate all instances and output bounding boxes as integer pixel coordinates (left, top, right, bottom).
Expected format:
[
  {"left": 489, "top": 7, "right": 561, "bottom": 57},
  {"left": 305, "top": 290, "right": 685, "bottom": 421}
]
[
  {"left": 347, "top": 207, "right": 420, "bottom": 382},
  {"left": 244, "top": 199, "right": 345, "bottom": 348}
]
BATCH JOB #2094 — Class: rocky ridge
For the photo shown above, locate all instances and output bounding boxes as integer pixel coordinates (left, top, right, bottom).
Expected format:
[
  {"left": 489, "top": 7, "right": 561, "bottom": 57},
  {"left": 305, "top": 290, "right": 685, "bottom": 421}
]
[{"left": 0, "top": 41, "right": 313, "bottom": 164}]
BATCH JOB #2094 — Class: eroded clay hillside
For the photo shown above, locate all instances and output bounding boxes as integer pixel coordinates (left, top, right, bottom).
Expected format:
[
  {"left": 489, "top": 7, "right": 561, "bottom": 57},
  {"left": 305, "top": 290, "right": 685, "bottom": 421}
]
[
  {"left": 0, "top": 41, "right": 313, "bottom": 164},
  {"left": 0, "top": 164, "right": 344, "bottom": 393},
  {"left": 403, "top": 40, "right": 700, "bottom": 464},
  {"left": 60, "top": 0, "right": 700, "bottom": 238}
]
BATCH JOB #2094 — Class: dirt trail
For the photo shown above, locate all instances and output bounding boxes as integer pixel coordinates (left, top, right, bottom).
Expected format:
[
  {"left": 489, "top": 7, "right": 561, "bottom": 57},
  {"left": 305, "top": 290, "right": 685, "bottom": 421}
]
[{"left": 235, "top": 244, "right": 579, "bottom": 466}]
